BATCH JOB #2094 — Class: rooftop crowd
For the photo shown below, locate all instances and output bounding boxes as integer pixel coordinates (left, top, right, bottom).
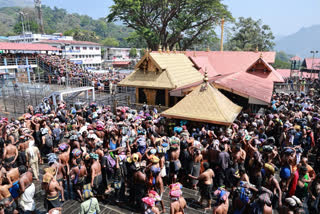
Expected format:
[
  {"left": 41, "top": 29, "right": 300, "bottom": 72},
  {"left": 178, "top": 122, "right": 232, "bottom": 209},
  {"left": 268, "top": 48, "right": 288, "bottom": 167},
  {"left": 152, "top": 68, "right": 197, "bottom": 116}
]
[
  {"left": 0, "top": 82, "right": 319, "bottom": 214},
  {"left": 37, "top": 54, "right": 127, "bottom": 90}
]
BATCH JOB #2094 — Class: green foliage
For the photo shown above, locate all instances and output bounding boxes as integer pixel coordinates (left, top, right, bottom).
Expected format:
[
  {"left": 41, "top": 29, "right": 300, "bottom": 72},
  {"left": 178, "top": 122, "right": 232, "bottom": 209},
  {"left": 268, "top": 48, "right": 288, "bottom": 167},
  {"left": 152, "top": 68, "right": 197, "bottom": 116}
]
[
  {"left": 227, "top": 17, "right": 275, "bottom": 51},
  {"left": 13, "top": 20, "right": 39, "bottom": 34},
  {"left": 0, "top": 6, "right": 134, "bottom": 47},
  {"left": 108, "top": 0, "right": 232, "bottom": 50},
  {"left": 140, "top": 48, "right": 146, "bottom": 57},
  {"left": 273, "top": 51, "right": 294, "bottom": 69},
  {"left": 129, "top": 48, "right": 137, "bottom": 58},
  {"left": 126, "top": 31, "right": 147, "bottom": 48},
  {"left": 273, "top": 58, "right": 291, "bottom": 69},
  {"left": 101, "top": 47, "right": 106, "bottom": 58},
  {"left": 101, "top": 37, "right": 120, "bottom": 47},
  {"left": 63, "top": 28, "right": 99, "bottom": 42}
]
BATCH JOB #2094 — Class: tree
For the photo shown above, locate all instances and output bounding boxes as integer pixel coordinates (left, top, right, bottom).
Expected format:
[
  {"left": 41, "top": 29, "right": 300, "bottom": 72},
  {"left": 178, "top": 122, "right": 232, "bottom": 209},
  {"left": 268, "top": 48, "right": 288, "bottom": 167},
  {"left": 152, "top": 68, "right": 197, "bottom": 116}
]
[
  {"left": 227, "top": 17, "right": 275, "bottom": 51},
  {"left": 129, "top": 48, "right": 138, "bottom": 58},
  {"left": 63, "top": 29, "right": 100, "bottom": 42},
  {"left": 126, "top": 31, "right": 147, "bottom": 48},
  {"left": 13, "top": 20, "right": 39, "bottom": 34},
  {"left": 140, "top": 48, "right": 146, "bottom": 57},
  {"left": 273, "top": 51, "right": 293, "bottom": 69},
  {"left": 101, "top": 37, "right": 120, "bottom": 47},
  {"left": 108, "top": 0, "right": 232, "bottom": 50}
]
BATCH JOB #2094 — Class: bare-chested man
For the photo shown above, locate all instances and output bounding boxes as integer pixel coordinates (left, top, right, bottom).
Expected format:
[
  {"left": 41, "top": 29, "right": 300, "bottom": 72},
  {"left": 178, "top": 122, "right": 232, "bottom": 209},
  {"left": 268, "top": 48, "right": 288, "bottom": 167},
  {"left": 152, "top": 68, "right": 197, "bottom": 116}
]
[
  {"left": 70, "top": 158, "right": 87, "bottom": 201},
  {"left": 31, "top": 117, "right": 41, "bottom": 147},
  {"left": 18, "top": 133, "right": 34, "bottom": 166},
  {"left": 264, "top": 163, "right": 282, "bottom": 208},
  {"left": 191, "top": 149, "right": 203, "bottom": 189},
  {"left": 170, "top": 194, "right": 186, "bottom": 214},
  {"left": 3, "top": 141, "right": 18, "bottom": 167},
  {"left": 90, "top": 153, "right": 103, "bottom": 196},
  {"left": 42, "top": 168, "right": 62, "bottom": 212},
  {"left": 213, "top": 189, "right": 230, "bottom": 214},
  {"left": 6, "top": 165, "right": 20, "bottom": 201},
  {"left": 19, "top": 170, "right": 35, "bottom": 213},
  {"left": 59, "top": 144, "right": 70, "bottom": 199},
  {"left": 169, "top": 141, "right": 181, "bottom": 184},
  {"left": 48, "top": 153, "right": 65, "bottom": 202},
  {"left": 133, "top": 163, "right": 147, "bottom": 211},
  {"left": 0, "top": 174, "right": 17, "bottom": 214},
  {"left": 189, "top": 162, "right": 215, "bottom": 210}
]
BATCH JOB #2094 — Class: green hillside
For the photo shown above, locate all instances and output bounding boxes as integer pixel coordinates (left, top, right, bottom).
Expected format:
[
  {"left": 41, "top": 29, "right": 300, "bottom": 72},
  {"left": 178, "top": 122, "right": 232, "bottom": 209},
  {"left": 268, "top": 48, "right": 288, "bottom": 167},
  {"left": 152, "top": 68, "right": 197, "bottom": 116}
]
[{"left": 0, "top": 5, "right": 143, "bottom": 48}]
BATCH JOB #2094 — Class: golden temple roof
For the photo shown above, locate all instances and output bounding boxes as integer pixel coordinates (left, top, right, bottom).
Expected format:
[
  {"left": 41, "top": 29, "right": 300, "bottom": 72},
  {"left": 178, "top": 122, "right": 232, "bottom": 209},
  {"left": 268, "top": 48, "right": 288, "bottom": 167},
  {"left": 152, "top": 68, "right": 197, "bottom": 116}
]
[
  {"left": 161, "top": 80, "right": 242, "bottom": 125},
  {"left": 118, "top": 52, "right": 203, "bottom": 89}
]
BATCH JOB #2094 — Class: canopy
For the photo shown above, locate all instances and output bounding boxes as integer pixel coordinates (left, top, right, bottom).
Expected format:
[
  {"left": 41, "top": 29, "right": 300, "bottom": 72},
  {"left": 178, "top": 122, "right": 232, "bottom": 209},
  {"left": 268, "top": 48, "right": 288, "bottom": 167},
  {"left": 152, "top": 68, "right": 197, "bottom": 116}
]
[{"left": 161, "top": 80, "right": 242, "bottom": 125}]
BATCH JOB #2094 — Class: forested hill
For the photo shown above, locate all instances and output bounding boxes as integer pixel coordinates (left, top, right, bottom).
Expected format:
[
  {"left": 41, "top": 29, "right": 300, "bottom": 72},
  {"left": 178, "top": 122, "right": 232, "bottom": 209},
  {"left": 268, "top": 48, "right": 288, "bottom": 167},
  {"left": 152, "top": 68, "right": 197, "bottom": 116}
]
[{"left": 0, "top": 5, "right": 144, "bottom": 48}]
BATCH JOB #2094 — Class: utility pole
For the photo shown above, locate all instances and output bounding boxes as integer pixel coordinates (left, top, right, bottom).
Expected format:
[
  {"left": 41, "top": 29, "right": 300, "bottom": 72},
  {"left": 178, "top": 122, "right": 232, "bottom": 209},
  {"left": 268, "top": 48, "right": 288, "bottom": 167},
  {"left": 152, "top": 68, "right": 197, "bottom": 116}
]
[
  {"left": 220, "top": 18, "right": 225, "bottom": 52},
  {"left": 19, "top": 11, "right": 26, "bottom": 42},
  {"left": 34, "top": 0, "right": 45, "bottom": 34}
]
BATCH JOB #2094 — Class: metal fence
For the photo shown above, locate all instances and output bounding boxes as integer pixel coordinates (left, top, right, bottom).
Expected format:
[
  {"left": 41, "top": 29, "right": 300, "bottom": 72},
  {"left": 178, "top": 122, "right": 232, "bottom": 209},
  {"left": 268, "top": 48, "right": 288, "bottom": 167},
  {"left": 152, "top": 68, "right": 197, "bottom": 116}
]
[
  {"left": 0, "top": 80, "right": 137, "bottom": 118},
  {"left": 274, "top": 82, "right": 311, "bottom": 93}
]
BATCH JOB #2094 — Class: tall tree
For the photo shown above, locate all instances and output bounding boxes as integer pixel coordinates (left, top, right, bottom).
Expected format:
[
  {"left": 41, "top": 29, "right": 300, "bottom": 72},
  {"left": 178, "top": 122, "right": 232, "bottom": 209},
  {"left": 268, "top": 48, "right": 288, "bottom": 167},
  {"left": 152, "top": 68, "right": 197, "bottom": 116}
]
[
  {"left": 13, "top": 20, "right": 39, "bottom": 34},
  {"left": 107, "top": 0, "right": 232, "bottom": 50},
  {"left": 227, "top": 17, "right": 275, "bottom": 51},
  {"left": 63, "top": 29, "right": 100, "bottom": 42},
  {"left": 129, "top": 48, "right": 138, "bottom": 58},
  {"left": 101, "top": 37, "right": 120, "bottom": 47}
]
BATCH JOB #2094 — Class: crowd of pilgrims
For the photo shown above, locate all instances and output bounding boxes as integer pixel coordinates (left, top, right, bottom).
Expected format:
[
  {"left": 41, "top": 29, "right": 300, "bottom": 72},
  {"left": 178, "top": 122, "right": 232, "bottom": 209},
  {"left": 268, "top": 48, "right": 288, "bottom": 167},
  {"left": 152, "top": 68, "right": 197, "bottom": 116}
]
[
  {"left": 1, "top": 89, "right": 320, "bottom": 214},
  {"left": 37, "top": 54, "right": 127, "bottom": 89}
]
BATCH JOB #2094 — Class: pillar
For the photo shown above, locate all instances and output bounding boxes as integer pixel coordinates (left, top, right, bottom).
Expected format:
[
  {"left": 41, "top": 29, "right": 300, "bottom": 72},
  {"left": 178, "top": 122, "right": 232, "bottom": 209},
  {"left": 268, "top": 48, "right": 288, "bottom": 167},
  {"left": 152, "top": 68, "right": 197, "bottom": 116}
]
[
  {"left": 136, "top": 87, "right": 139, "bottom": 103},
  {"left": 165, "top": 89, "right": 169, "bottom": 107},
  {"left": 85, "top": 90, "right": 89, "bottom": 100},
  {"left": 3, "top": 58, "right": 8, "bottom": 73},
  {"left": 26, "top": 57, "right": 31, "bottom": 83},
  {"left": 92, "top": 88, "right": 95, "bottom": 101}
]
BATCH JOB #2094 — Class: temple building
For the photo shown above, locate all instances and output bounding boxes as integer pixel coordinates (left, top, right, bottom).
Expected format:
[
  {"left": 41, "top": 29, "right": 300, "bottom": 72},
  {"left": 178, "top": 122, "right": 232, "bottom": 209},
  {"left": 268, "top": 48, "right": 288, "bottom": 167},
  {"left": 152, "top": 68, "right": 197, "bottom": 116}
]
[
  {"left": 161, "top": 73, "right": 242, "bottom": 125},
  {"left": 119, "top": 49, "right": 284, "bottom": 111},
  {"left": 118, "top": 50, "right": 203, "bottom": 107}
]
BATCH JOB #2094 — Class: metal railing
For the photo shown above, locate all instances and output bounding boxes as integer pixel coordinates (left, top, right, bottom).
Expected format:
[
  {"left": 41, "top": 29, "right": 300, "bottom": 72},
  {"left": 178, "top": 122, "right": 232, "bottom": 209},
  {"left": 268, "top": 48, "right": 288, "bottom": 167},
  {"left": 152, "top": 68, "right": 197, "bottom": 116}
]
[{"left": 274, "top": 82, "right": 311, "bottom": 93}]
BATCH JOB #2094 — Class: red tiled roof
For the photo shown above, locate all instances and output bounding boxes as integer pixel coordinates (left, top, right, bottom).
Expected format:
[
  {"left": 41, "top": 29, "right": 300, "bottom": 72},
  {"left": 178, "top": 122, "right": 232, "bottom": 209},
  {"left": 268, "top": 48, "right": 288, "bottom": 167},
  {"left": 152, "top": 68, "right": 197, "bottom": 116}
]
[
  {"left": 276, "top": 69, "right": 318, "bottom": 79},
  {"left": 303, "top": 58, "right": 320, "bottom": 70},
  {"left": 36, "top": 39, "right": 100, "bottom": 46},
  {"left": 213, "top": 72, "right": 274, "bottom": 103},
  {"left": 276, "top": 69, "right": 291, "bottom": 79},
  {"left": 290, "top": 56, "right": 301, "bottom": 61},
  {"left": 186, "top": 51, "right": 276, "bottom": 77},
  {"left": 246, "top": 57, "right": 284, "bottom": 82},
  {"left": 0, "top": 42, "right": 60, "bottom": 51}
]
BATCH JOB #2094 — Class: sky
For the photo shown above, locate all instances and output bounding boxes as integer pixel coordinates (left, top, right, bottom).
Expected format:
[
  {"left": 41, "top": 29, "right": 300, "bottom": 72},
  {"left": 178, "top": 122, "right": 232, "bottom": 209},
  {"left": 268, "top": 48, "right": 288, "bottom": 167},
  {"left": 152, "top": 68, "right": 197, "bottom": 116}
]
[{"left": 42, "top": 0, "right": 320, "bottom": 37}]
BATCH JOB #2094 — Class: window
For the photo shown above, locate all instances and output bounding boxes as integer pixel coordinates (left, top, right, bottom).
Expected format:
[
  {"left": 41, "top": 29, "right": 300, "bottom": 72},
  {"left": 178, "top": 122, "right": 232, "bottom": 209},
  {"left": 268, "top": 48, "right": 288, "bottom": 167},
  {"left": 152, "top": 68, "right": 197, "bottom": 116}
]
[
  {"left": 76, "top": 47, "right": 80, "bottom": 50},
  {"left": 83, "top": 47, "right": 87, "bottom": 50},
  {"left": 95, "top": 47, "right": 100, "bottom": 50},
  {"left": 89, "top": 47, "right": 93, "bottom": 50}
]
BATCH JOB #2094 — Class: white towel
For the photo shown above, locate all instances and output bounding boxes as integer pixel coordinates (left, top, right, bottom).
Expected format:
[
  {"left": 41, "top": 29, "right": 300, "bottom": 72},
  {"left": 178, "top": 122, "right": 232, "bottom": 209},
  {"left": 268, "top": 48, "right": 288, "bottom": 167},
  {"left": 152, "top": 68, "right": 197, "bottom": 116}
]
[{"left": 19, "top": 183, "right": 35, "bottom": 211}]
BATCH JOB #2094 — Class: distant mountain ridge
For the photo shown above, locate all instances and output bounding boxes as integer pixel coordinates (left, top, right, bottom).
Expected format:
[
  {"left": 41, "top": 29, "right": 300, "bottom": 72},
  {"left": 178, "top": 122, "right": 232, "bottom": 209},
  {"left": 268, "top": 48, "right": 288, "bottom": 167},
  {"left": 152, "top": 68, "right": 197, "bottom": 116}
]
[
  {"left": 0, "top": 0, "right": 33, "bottom": 8},
  {"left": 275, "top": 25, "right": 320, "bottom": 59}
]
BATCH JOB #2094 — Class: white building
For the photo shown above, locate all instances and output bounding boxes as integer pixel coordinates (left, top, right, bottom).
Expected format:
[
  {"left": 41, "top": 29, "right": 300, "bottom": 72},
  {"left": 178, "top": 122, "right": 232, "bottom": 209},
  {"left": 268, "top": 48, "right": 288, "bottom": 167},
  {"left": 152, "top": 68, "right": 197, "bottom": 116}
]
[
  {"left": 8, "top": 32, "right": 73, "bottom": 43},
  {"left": 36, "top": 40, "right": 102, "bottom": 68},
  {"left": 8, "top": 33, "right": 102, "bottom": 68},
  {"left": 105, "top": 47, "right": 142, "bottom": 61}
]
